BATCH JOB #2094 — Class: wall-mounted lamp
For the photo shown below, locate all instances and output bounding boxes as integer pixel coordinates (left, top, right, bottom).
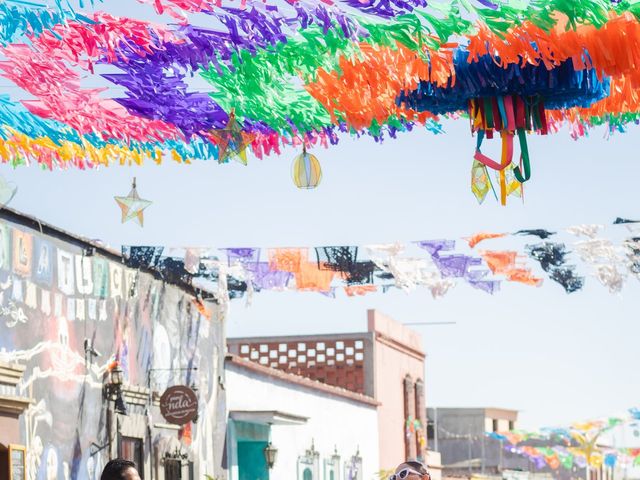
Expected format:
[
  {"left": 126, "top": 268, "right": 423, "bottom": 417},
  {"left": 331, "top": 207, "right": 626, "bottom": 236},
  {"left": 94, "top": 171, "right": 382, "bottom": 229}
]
[
  {"left": 105, "top": 364, "right": 128, "bottom": 415},
  {"left": 264, "top": 442, "right": 278, "bottom": 469},
  {"left": 163, "top": 447, "right": 189, "bottom": 467}
]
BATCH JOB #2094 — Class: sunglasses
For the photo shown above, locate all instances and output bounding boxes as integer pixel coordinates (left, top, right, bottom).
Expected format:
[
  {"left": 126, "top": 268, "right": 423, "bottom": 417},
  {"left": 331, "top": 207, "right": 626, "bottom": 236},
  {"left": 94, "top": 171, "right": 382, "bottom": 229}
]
[{"left": 388, "top": 468, "right": 428, "bottom": 480}]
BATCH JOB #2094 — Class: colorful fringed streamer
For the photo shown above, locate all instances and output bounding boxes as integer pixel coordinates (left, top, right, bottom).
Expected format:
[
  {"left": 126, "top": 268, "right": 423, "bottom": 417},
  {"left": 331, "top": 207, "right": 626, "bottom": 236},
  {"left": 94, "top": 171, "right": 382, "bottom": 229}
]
[{"left": 2, "top": 0, "right": 640, "bottom": 189}]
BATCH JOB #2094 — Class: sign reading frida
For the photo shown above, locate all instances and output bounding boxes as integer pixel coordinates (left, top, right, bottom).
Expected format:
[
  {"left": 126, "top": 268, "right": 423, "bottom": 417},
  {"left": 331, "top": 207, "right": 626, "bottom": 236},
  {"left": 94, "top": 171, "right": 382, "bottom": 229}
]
[{"left": 159, "top": 386, "right": 198, "bottom": 425}]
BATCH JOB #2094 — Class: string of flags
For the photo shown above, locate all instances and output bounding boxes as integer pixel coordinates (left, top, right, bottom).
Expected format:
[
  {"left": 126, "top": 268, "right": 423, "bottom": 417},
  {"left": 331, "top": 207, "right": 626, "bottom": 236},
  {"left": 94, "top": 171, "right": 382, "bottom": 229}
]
[
  {"left": 487, "top": 408, "right": 640, "bottom": 471},
  {"left": 120, "top": 217, "right": 640, "bottom": 307}
]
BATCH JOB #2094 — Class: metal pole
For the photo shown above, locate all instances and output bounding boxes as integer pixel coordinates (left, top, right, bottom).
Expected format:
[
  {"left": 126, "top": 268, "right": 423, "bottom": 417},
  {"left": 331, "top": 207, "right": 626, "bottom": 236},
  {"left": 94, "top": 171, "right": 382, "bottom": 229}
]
[
  {"left": 404, "top": 322, "right": 457, "bottom": 326},
  {"left": 434, "top": 408, "right": 439, "bottom": 452},
  {"left": 481, "top": 432, "right": 485, "bottom": 475},
  {"left": 147, "top": 368, "right": 154, "bottom": 480},
  {"left": 468, "top": 424, "right": 472, "bottom": 477}
]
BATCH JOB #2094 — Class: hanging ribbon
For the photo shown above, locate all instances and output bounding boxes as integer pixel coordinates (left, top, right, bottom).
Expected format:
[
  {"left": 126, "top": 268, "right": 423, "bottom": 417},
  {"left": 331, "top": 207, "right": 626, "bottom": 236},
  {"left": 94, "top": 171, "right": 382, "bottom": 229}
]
[
  {"left": 469, "top": 95, "right": 547, "bottom": 204},
  {"left": 514, "top": 128, "right": 531, "bottom": 183}
]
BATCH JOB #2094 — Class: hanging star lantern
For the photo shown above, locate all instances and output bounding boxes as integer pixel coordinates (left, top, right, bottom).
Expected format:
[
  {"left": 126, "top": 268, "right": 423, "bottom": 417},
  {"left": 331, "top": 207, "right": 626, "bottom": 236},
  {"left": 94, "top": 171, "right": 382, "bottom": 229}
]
[
  {"left": 471, "top": 159, "right": 491, "bottom": 204},
  {"left": 208, "top": 111, "right": 255, "bottom": 165},
  {"left": 114, "top": 177, "right": 152, "bottom": 227}
]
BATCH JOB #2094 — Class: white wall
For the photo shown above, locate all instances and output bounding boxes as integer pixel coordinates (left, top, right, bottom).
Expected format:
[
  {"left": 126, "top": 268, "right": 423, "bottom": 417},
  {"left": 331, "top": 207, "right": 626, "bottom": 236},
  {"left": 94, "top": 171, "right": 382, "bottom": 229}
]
[{"left": 226, "top": 364, "right": 380, "bottom": 480}]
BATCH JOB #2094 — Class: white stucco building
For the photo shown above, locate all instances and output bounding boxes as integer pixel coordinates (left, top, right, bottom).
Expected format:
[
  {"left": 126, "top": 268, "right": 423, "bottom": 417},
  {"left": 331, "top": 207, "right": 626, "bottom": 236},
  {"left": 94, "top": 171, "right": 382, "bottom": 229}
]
[{"left": 225, "top": 354, "right": 380, "bottom": 480}]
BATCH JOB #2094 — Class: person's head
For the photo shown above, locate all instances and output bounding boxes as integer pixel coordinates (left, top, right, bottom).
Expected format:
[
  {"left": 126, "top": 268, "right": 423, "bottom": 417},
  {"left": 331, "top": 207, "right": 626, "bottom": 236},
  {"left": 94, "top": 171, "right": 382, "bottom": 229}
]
[
  {"left": 100, "top": 459, "right": 141, "bottom": 480},
  {"left": 389, "top": 461, "right": 431, "bottom": 480}
]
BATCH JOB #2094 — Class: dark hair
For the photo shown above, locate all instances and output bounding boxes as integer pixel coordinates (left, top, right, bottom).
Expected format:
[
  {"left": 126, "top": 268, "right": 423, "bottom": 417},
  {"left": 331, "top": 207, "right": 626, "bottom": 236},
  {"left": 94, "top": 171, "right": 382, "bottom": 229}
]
[
  {"left": 404, "top": 461, "right": 429, "bottom": 475},
  {"left": 101, "top": 459, "right": 136, "bottom": 480}
]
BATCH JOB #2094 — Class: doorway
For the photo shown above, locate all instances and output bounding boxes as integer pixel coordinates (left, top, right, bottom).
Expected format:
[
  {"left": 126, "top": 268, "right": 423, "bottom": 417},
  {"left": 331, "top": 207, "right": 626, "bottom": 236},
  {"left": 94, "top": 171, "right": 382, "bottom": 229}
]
[
  {"left": 0, "top": 443, "right": 7, "bottom": 480},
  {"left": 164, "top": 459, "right": 182, "bottom": 480},
  {"left": 237, "top": 441, "right": 269, "bottom": 480}
]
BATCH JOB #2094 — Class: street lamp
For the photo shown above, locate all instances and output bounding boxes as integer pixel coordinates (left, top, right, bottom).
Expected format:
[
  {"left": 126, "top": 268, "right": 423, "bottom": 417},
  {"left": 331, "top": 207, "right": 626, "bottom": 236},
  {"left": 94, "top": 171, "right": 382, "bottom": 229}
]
[{"left": 264, "top": 442, "right": 278, "bottom": 469}]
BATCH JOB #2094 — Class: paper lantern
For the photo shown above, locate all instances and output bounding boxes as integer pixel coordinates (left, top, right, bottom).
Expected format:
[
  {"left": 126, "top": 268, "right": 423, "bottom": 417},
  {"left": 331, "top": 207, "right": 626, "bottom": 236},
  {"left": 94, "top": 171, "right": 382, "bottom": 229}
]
[
  {"left": 114, "top": 177, "right": 152, "bottom": 227},
  {"left": 292, "top": 146, "right": 322, "bottom": 189}
]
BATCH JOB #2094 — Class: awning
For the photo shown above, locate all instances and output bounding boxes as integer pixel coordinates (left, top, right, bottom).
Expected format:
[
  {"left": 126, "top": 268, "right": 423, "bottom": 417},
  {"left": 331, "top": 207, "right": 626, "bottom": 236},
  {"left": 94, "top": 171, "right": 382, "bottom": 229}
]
[{"left": 230, "top": 410, "right": 308, "bottom": 426}]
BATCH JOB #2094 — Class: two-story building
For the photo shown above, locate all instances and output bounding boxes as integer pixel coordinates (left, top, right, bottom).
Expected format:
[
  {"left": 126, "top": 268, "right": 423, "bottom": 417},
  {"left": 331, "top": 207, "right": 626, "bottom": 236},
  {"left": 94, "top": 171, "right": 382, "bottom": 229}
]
[{"left": 0, "top": 208, "right": 226, "bottom": 480}]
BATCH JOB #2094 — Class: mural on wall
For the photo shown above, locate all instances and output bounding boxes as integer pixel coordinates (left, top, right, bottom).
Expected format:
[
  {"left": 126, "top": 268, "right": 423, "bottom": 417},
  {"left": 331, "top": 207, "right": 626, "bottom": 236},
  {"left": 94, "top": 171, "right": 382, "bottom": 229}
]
[{"left": 0, "top": 218, "right": 222, "bottom": 480}]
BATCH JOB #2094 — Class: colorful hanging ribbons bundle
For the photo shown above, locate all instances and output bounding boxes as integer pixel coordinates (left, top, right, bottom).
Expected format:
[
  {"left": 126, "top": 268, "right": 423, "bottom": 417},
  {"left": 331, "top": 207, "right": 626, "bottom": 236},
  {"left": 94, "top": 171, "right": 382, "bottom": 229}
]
[{"left": 397, "top": 48, "right": 609, "bottom": 204}]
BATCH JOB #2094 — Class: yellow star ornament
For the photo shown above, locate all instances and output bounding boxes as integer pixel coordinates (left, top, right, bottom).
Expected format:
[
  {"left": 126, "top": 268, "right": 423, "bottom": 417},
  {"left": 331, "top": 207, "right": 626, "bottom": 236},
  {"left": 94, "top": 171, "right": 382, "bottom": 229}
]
[{"left": 114, "top": 178, "right": 152, "bottom": 227}]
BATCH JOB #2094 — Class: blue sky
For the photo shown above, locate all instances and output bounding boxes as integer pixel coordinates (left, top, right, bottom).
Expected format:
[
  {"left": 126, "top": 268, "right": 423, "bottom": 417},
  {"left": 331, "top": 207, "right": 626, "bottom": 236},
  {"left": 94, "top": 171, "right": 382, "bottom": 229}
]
[
  {"left": 1, "top": 0, "right": 639, "bottom": 433},
  {"left": 3, "top": 118, "right": 640, "bottom": 432}
]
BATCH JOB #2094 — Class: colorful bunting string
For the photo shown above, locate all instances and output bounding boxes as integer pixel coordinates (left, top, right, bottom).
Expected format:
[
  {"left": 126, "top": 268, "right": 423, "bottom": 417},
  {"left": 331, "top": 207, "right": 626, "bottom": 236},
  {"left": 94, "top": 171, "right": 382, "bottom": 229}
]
[{"left": 118, "top": 217, "right": 640, "bottom": 307}]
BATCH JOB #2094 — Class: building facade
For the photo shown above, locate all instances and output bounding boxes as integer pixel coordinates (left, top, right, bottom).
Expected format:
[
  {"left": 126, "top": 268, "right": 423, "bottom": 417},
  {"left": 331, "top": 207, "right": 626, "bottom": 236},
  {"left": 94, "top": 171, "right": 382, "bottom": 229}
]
[
  {"left": 228, "top": 309, "right": 428, "bottom": 474},
  {"left": 427, "top": 407, "right": 527, "bottom": 476},
  {"left": 224, "top": 355, "right": 379, "bottom": 480},
  {"left": 0, "top": 209, "right": 226, "bottom": 480}
]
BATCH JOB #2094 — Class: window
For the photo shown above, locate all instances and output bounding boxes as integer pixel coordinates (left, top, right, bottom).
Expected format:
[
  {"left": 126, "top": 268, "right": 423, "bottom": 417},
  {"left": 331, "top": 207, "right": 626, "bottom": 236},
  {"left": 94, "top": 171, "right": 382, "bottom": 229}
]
[
  {"left": 492, "top": 419, "right": 499, "bottom": 432},
  {"left": 119, "top": 437, "right": 144, "bottom": 478},
  {"left": 509, "top": 421, "right": 515, "bottom": 431},
  {"left": 427, "top": 421, "right": 435, "bottom": 441},
  {"left": 164, "top": 459, "right": 181, "bottom": 480}
]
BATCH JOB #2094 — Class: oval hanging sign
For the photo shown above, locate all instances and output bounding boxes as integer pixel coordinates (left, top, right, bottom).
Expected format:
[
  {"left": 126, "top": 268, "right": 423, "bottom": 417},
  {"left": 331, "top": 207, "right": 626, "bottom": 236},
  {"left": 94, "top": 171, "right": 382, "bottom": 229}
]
[{"left": 160, "top": 386, "right": 198, "bottom": 425}]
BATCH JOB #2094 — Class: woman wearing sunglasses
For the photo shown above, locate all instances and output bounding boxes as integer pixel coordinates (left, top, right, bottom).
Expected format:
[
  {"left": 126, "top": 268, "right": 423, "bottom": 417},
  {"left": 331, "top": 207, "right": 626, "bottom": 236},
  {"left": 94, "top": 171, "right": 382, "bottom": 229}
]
[{"left": 389, "top": 461, "right": 431, "bottom": 480}]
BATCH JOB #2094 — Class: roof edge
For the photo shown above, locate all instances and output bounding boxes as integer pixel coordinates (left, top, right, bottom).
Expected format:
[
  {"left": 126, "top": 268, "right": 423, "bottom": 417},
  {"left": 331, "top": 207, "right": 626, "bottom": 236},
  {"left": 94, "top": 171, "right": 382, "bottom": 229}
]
[
  {"left": 225, "top": 354, "right": 380, "bottom": 408},
  {"left": 0, "top": 207, "right": 205, "bottom": 299}
]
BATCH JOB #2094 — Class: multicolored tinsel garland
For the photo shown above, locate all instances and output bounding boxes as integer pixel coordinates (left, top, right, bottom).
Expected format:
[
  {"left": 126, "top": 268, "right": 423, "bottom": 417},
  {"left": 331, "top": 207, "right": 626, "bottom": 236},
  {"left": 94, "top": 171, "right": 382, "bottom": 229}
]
[{"left": 1, "top": 0, "right": 640, "bottom": 200}]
